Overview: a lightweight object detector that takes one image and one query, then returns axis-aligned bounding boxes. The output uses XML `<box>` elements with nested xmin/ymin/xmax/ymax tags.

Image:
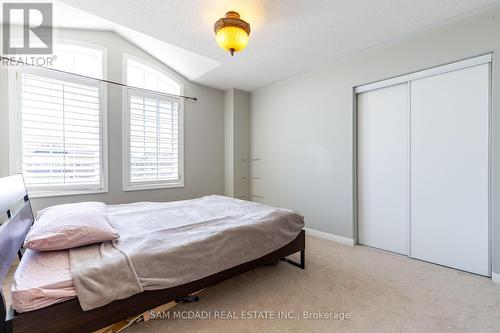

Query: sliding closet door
<box><xmin>410</xmin><ymin>64</ymin><xmax>490</xmax><ymax>276</ymax></box>
<box><xmin>358</xmin><ymin>83</ymin><xmax>409</xmax><ymax>255</ymax></box>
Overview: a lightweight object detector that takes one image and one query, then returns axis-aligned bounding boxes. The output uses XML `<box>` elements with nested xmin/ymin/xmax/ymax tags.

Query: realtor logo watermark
<box><xmin>2</xmin><ymin>3</ymin><xmax>53</xmax><ymax>54</ymax></box>
<box><xmin>3</xmin><ymin>2</ymin><xmax>53</xmax><ymax>54</ymax></box>
<box><xmin>1</xmin><ymin>2</ymin><xmax>55</xmax><ymax>67</ymax></box>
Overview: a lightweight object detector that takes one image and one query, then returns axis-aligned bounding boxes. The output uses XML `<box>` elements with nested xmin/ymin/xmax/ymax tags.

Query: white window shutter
<box><xmin>20</xmin><ymin>72</ymin><xmax>103</xmax><ymax>190</ymax></box>
<box><xmin>128</xmin><ymin>91</ymin><xmax>180</xmax><ymax>185</ymax></box>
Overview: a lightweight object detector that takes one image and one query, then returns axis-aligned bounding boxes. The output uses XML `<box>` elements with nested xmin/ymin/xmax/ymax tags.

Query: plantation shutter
<box><xmin>128</xmin><ymin>90</ymin><xmax>180</xmax><ymax>185</ymax></box>
<box><xmin>20</xmin><ymin>71</ymin><xmax>103</xmax><ymax>190</ymax></box>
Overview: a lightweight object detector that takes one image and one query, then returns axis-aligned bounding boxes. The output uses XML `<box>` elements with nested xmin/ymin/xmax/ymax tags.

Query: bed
<box><xmin>0</xmin><ymin>175</ymin><xmax>305</xmax><ymax>333</ymax></box>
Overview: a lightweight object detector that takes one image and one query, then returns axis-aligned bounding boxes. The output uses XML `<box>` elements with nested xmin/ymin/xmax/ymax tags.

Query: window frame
<box><xmin>122</xmin><ymin>54</ymin><xmax>184</xmax><ymax>192</ymax></box>
<box><xmin>8</xmin><ymin>57</ymin><xmax>109</xmax><ymax>198</ymax></box>
<box><xmin>51</xmin><ymin>40</ymin><xmax>107</xmax><ymax>80</ymax></box>
<box><xmin>123</xmin><ymin>53</ymin><xmax>182</xmax><ymax>96</ymax></box>
<box><xmin>122</xmin><ymin>88</ymin><xmax>184</xmax><ymax>191</ymax></box>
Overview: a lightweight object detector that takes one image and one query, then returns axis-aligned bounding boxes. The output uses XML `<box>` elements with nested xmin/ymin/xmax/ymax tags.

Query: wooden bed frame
<box><xmin>0</xmin><ymin>175</ymin><xmax>305</xmax><ymax>333</ymax></box>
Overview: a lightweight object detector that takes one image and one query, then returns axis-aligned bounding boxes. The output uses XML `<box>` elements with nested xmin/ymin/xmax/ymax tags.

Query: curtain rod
<box><xmin>0</xmin><ymin>56</ymin><xmax>198</xmax><ymax>101</ymax></box>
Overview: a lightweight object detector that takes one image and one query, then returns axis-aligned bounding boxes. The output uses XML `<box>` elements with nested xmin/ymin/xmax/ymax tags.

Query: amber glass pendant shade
<box><xmin>214</xmin><ymin>11</ymin><xmax>250</xmax><ymax>56</ymax></box>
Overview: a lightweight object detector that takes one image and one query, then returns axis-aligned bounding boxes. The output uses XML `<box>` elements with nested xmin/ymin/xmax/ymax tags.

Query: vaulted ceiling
<box><xmin>43</xmin><ymin>0</ymin><xmax>500</xmax><ymax>90</ymax></box>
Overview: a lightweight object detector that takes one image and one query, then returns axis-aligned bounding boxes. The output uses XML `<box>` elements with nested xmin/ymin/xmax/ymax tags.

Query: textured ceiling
<box><xmin>50</xmin><ymin>0</ymin><xmax>500</xmax><ymax>90</ymax></box>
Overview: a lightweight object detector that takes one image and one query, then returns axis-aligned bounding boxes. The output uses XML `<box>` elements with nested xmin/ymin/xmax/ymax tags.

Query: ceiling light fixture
<box><xmin>214</xmin><ymin>11</ymin><xmax>250</xmax><ymax>56</ymax></box>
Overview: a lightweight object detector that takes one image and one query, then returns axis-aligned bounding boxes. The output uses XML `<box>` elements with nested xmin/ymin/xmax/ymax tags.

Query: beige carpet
<box><xmin>4</xmin><ymin>235</ymin><xmax>500</xmax><ymax>332</ymax></box>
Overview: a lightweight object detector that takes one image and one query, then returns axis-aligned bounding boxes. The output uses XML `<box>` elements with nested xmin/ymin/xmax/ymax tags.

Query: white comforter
<box><xmin>69</xmin><ymin>195</ymin><xmax>304</xmax><ymax>311</ymax></box>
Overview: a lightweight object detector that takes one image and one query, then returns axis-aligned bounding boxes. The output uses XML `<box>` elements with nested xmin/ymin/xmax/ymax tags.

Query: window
<box><xmin>123</xmin><ymin>57</ymin><xmax>183</xmax><ymax>190</ymax></box>
<box><xmin>10</xmin><ymin>45</ymin><xmax>107</xmax><ymax>197</ymax></box>
<box><xmin>52</xmin><ymin>44</ymin><xmax>104</xmax><ymax>79</ymax></box>
<box><xmin>126</xmin><ymin>58</ymin><xmax>180</xmax><ymax>95</ymax></box>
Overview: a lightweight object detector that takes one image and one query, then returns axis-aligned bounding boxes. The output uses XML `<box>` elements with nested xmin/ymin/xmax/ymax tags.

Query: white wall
<box><xmin>224</xmin><ymin>89</ymin><xmax>234</xmax><ymax>197</ymax></box>
<box><xmin>0</xmin><ymin>28</ymin><xmax>225</xmax><ymax>213</ymax></box>
<box><xmin>251</xmin><ymin>7</ymin><xmax>500</xmax><ymax>273</ymax></box>
<box><xmin>224</xmin><ymin>88</ymin><xmax>251</xmax><ymax>200</ymax></box>
<box><xmin>0</xmin><ymin>69</ymin><xmax>8</xmax><ymax>178</ymax></box>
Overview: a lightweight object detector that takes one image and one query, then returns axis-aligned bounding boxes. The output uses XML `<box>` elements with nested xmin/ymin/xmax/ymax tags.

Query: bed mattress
<box><xmin>12</xmin><ymin>249</ymin><xmax>76</xmax><ymax>312</ymax></box>
<box><xmin>12</xmin><ymin>196</ymin><xmax>304</xmax><ymax>312</ymax></box>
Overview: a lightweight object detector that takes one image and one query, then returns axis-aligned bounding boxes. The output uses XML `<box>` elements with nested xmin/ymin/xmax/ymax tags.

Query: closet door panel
<box><xmin>357</xmin><ymin>83</ymin><xmax>409</xmax><ymax>255</ymax></box>
<box><xmin>410</xmin><ymin>64</ymin><xmax>490</xmax><ymax>276</ymax></box>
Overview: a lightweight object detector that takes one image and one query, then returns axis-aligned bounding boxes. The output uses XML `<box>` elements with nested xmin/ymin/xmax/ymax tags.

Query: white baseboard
<box><xmin>304</xmin><ymin>228</ymin><xmax>355</xmax><ymax>246</ymax></box>
<box><xmin>492</xmin><ymin>273</ymin><xmax>500</xmax><ymax>283</ymax></box>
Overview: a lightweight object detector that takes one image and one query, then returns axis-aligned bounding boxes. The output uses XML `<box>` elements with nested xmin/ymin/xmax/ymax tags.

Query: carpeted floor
<box><xmin>4</xmin><ymin>235</ymin><xmax>500</xmax><ymax>332</ymax></box>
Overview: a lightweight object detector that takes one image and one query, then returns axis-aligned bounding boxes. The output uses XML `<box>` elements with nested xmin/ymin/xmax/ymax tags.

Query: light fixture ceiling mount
<box><xmin>214</xmin><ymin>11</ymin><xmax>250</xmax><ymax>56</ymax></box>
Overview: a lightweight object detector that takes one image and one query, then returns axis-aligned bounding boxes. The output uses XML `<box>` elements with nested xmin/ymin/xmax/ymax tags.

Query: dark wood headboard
<box><xmin>0</xmin><ymin>175</ymin><xmax>34</xmax><ymax>333</ymax></box>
